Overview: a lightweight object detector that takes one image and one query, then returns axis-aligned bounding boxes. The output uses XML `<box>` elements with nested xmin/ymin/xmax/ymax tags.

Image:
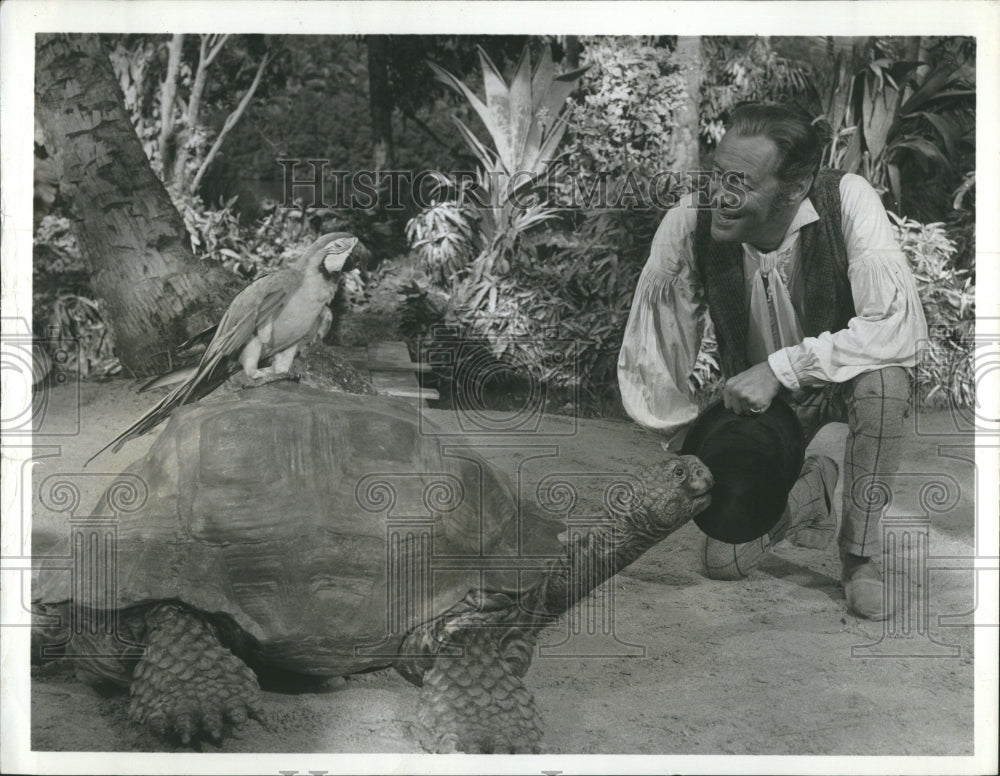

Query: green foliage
<box><xmin>33</xmin><ymin>215</ymin><xmax>120</xmax><ymax>378</ymax></box>
<box><xmin>213</xmin><ymin>37</ymin><xmax>373</xmax><ymax>193</ymax></box>
<box><xmin>105</xmin><ymin>37</ymin><xmax>161</xmax><ymax>162</ymax></box>
<box><xmin>41</xmin><ymin>34</ymin><xmax>977</xmax><ymax>413</ymax></box>
<box><xmin>428</xmin><ymin>44</ymin><xmax>586</xmax><ymax>267</ymax></box>
<box><xmin>404</xmin><ymin>197</ymin><xmax>480</xmax><ymax>284</ymax></box>
<box><xmin>700</xmin><ymin>37</ymin><xmax>815</xmax><ymax>144</ymax></box>
<box><xmin>170</xmin><ymin>190</ymin><xmax>322</xmax><ymax>278</ymax></box>
<box><xmin>33</xmin><ymin>214</ymin><xmax>85</xmax><ymax>277</ymax></box>
<box><xmin>405</xmin><ymin>37</ymin><xmax>731</xmax><ymax>413</ymax></box>
<box><xmin>889</xmin><ymin>212</ymin><xmax>974</xmax><ymax>407</ymax></box>
<box><xmin>104</xmin><ymin>34</ymin><xmax>271</xmax><ymax>179</ymax></box>
<box><xmin>816</xmin><ymin>39</ymin><xmax>975</xmax><ymax>217</ymax></box>
<box><xmin>556</xmin><ymin>36</ymin><xmax>685</xmax><ymax>193</ymax></box>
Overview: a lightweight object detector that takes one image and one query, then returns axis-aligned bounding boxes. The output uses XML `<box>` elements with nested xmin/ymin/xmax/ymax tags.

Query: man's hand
<box><xmin>723</xmin><ymin>361</ymin><xmax>782</xmax><ymax>415</ymax></box>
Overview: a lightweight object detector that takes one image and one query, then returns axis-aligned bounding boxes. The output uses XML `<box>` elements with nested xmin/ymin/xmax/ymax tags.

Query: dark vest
<box><xmin>694</xmin><ymin>168</ymin><xmax>856</xmax><ymax>378</ymax></box>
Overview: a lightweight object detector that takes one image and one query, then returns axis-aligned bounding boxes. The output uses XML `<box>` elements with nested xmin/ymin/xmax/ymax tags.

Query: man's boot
<box><xmin>840</xmin><ymin>549</ymin><xmax>890</xmax><ymax>620</ymax></box>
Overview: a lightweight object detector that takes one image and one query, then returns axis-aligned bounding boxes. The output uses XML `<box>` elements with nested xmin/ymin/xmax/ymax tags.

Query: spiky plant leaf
<box><xmin>862</xmin><ymin>70</ymin><xmax>899</xmax><ymax>161</ymax></box>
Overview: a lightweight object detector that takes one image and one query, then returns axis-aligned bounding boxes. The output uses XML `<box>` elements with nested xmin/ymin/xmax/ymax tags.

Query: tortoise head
<box><xmin>625</xmin><ymin>454</ymin><xmax>714</xmax><ymax>541</ymax></box>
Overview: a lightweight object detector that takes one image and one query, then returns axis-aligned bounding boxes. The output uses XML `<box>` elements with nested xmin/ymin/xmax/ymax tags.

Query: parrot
<box><xmin>87</xmin><ymin>232</ymin><xmax>366</xmax><ymax>464</ymax></box>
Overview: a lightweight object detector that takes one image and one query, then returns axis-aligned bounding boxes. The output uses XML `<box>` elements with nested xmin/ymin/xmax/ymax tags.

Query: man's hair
<box><xmin>727</xmin><ymin>103</ymin><xmax>823</xmax><ymax>187</ymax></box>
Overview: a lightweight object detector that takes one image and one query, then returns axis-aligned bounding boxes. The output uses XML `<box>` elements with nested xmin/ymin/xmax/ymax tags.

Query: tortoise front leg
<box><xmin>128</xmin><ymin>604</ymin><xmax>262</xmax><ymax>744</ymax></box>
<box><xmin>417</xmin><ymin>627</ymin><xmax>542</xmax><ymax>754</ymax></box>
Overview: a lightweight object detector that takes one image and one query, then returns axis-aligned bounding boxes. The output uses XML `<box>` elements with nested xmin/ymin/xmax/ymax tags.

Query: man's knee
<box><xmin>700</xmin><ymin>534</ymin><xmax>767</xmax><ymax>581</ymax></box>
<box><xmin>846</xmin><ymin>367</ymin><xmax>911</xmax><ymax>431</ymax></box>
<box><xmin>849</xmin><ymin>366</ymin><xmax>911</xmax><ymax>404</ymax></box>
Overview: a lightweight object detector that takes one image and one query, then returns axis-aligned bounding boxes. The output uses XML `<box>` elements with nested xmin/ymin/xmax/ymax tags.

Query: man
<box><xmin>618</xmin><ymin>103</ymin><xmax>928</xmax><ymax>620</ymax></box>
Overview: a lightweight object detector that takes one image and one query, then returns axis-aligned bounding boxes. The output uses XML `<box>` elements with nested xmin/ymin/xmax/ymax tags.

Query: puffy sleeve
<box><xmin>617</xmin><ymin>195</ymin><xmax>703</xmax><ymax>437</ymax></box>
<box><xmin>768</xmin><ymin>174</ymin><xmax>929</xmax><ymax>389</ymax></box>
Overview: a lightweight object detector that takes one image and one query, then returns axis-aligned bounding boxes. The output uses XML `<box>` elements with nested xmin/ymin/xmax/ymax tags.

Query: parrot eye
<box><xmin>672</xmin><ymin>464</ymin><xmax>686</xmax><ymax>480</ymax></box>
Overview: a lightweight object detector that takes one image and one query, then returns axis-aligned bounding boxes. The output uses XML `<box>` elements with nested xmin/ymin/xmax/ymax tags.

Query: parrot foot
<box><xmin>243</xmin><ymin>371</ymin><xmax>300</xmax><ymax>389</ymax></box>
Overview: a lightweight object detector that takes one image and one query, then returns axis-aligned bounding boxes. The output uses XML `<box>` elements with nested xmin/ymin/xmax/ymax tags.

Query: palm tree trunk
<box><xmin>366</xmin><ymin>35</ymin><xmax>395</xmax><ymax>172</ymax></box>
<box><xmin>35</xmin><ymin>33</ymin><xmax>237</xmax><ymax>376</ymax></box>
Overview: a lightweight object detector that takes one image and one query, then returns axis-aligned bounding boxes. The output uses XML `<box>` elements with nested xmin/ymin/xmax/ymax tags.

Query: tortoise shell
<box><xmin>38</xmin><ymin>383</ymin><xmax>564</xmax><ymax>675</ymax></box>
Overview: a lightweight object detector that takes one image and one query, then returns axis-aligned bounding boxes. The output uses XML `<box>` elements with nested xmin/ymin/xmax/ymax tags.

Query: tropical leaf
<box><xmin>886</xmin><ymin>162</ymin><xmax>902</xmax><ymax>209</ymax></box>
<box><xmin>862</xmin><ymin>70</ymin><xmax>899</xmax><ymax>161</ymax></box>
<box><xmin>507</xmin><ymin>46</ymin><xmax>535</xmax><ymax>171</ymax></box>
<box><xmin>452</xmin><ymin>116</ymin><xmax>499</xmax><ymax>173</ymax></box>
<box><xmin>899</xmin><ymin>62</ymin><xmax>961</xmax><ymax>114</ymax></box>
<box><xmin>840</xmin><ymin>126</ymin><xmax>863</xmax><ymax>173</ymax></box>
<box><xmin>429</xmin><ymin>61</ymin><xmax>494</xmax><ymax>141</ymax></box>
<box><xmin>952</xmin><ymin>171</ymin><xmax>975</xmax><ymax>210</ymax></box>
<box><xmin>923</xmin><ymin>89</ymin><xmax>976</xmax><ymax>102</ymax></box>
<box><xmin>527</xmin><ymin>113</ymin><xmax>572</xmax><ymax>176</ymax></box>
<box><xmin>905</xmin><ymin>110</ymin><xmax>960</xmax><ymax>159</ymax></box>
<box><xmin>531</xmin><ymin>45</ymin><xmax>556</xmax><ymax>112</ymax></box>
<box><xmin>889</xmin><ymin>135</ymin><xmax>951</xmax><ymax>171</ymax></box>
<box><xmin>545</xmin><ymin>67</ymin><xmax>591</xmax><ymax>115</ymax></box>
<box><xmin>429</xmin><ymin>44</ymin><xmax>585</xmax><ymax>241</ymax></box>
<box><xmin>826</xmin><ymin>52</ymin><xmax>854</xmax><ymax>129</ymax></box>
<box><xmin>476</xmin><ymin>46</ymin><xmax>522</xmax><ymax>172</ymax></box>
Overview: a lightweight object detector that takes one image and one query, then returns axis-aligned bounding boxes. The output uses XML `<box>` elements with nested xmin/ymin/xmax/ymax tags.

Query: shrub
<box><xmin>404</xmin><ymin>198</ymin><xmax>480</xmax><ymax>285</ymax></box>
<box><xmin>889</xmin><ymin>212</ymin><xmax>974</xmax><ymax>407</ymax></box>
<box><xmin>699</xmin><ymin>37</ymin><xmax>814</xmax><ymax>146</ymax></box>
<box><xmin>171</xmin><ymin>190</ymin><xmax>321</xmax><ymax>278</ymax></box>
<box><xmin>33</xmin><ymin>215</ymin><xmax>121</xmax><ymax>378</ymax></box>
<box><xmin>555</xmin><ymin>36</ymin><xmax>685</xmax><ymax>203</ymax></box>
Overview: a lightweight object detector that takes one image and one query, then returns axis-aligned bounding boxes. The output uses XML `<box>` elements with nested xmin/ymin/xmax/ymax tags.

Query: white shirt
<box><xmin>617</xmin><ymin>173</ymin><xmax>929</xmax><ymax>437</ymax></box>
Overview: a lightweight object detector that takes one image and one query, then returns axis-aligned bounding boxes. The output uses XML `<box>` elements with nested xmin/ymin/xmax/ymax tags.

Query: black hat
<box><xmin>681</xmin><ymin>398</ymin><xmax>805</xmax><ymax>544</ymax></box>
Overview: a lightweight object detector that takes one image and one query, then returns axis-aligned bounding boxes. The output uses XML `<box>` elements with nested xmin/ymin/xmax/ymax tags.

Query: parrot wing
<box><xmin>87</xmin><ymin>268</ymin><xmax>304</xmax><ymax>465</ymax></box>
<box><xmin>175</xmin><ymin>268</ymin><xmax>303</xmax><ymax>404</ymax></box>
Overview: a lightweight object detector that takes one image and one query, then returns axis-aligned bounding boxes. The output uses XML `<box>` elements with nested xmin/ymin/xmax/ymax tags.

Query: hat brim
<box><xmin>681</xmin><ymin>399</ymin><xmax>805</xmax><ymax>544</ymax></box>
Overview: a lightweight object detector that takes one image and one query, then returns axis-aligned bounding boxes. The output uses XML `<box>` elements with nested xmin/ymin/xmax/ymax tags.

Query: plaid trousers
<box><xmin>702</xmin><ymin>366</ymin><xmax>912</xmax><ymax>578</ymax></box>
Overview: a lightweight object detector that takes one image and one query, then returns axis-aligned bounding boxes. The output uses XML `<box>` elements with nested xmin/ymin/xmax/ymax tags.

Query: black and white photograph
<box><xmin>2</xmin><ymin>1</ymin><xmax>997</xmax><ymax>774</ymax></box>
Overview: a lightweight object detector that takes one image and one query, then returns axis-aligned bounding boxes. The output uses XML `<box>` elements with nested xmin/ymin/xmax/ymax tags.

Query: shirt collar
<box><xmin>789</xmin><ymin>196</ymin><xmax>820</xmax><ymax>234</ymax></box>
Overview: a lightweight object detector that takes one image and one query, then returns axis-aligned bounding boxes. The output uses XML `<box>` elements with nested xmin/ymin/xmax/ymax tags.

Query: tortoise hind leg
<box><xmin>128</xmin><ymin>604</ymin><xmax>262</xmax><ymax>744</ymax></box>
<box><xmin>418</xmin><ymin>628</ymin><xmax>542</xmax><ymax>754</ymax></box>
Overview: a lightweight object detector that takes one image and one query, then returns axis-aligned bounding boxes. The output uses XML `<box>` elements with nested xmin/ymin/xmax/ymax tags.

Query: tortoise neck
<box><xmin>528</xmin><ymin>507</ymin><xmax>681</xmax><ymax>618</ymax></box>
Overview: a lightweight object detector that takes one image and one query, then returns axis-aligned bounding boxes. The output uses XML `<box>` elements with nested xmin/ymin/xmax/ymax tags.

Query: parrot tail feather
<box><xmin>138</xmin><ymin>366</ymin><xmax>198</xmax><ymax>393</ymax></box>
<box><xmin>176</xmin><ymin>324</ymin><xmax>218</xmax><ymax>353</ymax></box>
<box><xmin>84</xmin><ymin>382</ymin><xmax>189</xmax><ymax>467</ymax></box>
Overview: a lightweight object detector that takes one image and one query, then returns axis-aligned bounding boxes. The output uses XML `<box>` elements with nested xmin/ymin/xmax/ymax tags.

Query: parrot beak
<box><xmin>322</xmin><ymin>237</ymin><xmax>359</xmax><ymax>274</ymax></box>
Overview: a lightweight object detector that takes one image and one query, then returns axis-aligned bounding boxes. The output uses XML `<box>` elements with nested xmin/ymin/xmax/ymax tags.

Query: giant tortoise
<box><xmin>34</xmin><ymin>382</ymin><xmax>712</xmax><ymax>753</ymax></box>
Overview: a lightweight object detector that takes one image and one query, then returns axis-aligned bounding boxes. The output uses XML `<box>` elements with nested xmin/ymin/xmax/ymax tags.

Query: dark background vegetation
<box><xmin>34</xmin><ymin>35</ymin><xmax>976</xmax><ymax>414</ymax></box>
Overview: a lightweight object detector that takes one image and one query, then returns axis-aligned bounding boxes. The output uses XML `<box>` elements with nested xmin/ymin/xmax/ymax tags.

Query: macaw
<box><xmin>88</xmin><ymin>232</ymin><xmax>366</xmax><ymax>463</ymax></box>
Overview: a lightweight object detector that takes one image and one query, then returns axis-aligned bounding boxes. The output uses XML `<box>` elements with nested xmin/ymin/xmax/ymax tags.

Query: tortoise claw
<box><xmin>174</xmin><ymin>712</ymin><xmax>195</xmax><ymax>744</ymax></box>
<box><xmin>128</xmin><ymin>604</ymin><xmax>262</xmax><ymax>746</ymax></box>
<box><xmin>202</xmin><ymin>709</ymin><xmax>224</xmax><ymax>742</ymax></box>
<box><xmin>223</xmin><ymin>700</ymin><xmax>248</xmax><ymax>726</ymax></box>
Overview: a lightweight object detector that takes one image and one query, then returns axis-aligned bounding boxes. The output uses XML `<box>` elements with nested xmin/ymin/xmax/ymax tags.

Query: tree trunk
<box><xmin>172</xmin><ymin>34</ymin><xmax>230</xmax><ymax>190</ymax></box>
<box><xmin>158</xmin><ymin>34</ymin><xmax>184</xmax><ymax>181</ymax></box>
<box><xmin>672</xmin><ymin>36</ymin><xmax>703</xmax><ymax>171</ymax></box>
<box><xmin>564</xmin><ymin>35</ymin><xmax>581</xmax><ymax>69</ymax></box>
<box><xmin>35</xmin><ymin>33</ymin><xmax>237</xmax><ymax>376</ymax></box>
<box><xmin>366</xmin><ymin>35</ymin><xmax>395</xmax><ymax>172</ymax></box>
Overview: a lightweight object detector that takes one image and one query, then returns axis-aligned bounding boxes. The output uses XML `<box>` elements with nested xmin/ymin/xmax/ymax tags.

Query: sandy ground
<box><xmin>21</xmin><ymin>378</ymin><xmax>979</xmax><ymax>756</ymax></box>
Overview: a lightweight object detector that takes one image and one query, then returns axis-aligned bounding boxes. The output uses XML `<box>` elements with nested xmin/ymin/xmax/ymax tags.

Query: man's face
<box><xmin>708</xmin><ymin>133</ymin><xmax>794</xmax><ymax>250</ymax></box>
